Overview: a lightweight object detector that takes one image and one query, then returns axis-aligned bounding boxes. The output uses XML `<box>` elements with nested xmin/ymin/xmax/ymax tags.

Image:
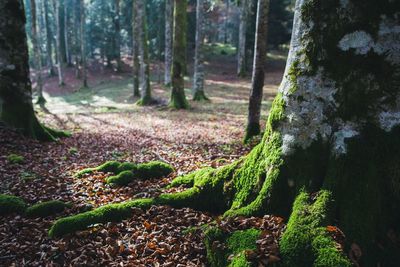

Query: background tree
<box><xmin>80</xmin><ymin>0</ymin><xmax>88</xmax><ymax>88</ymax></box>
<box><xmin>136</xmin><ymin>0</ymin><xmax>152</xmax><ymax>105</ymax></box>
<box><xmin>192</xmin><ymin>0</ymin><xmax>208</xmax><ymax>101</ymax></box>
<box><xmin>165</xmin><ymin>0</ymin><xmax>174</xmax><ymax>86</ymax></box>
<box><xmin>169</xmin><ymin>0</ymin><xmax>189</xmax><ymax>109</ymax></box>
<box><xmin>132</xmin><ymin>0</ymin><xmax>141</xmax><ymax>98</ymax></box>
<box><xmin>244</xmin><ymin>0</ymin><xmax>270</xmax><ymax>141</ymax></box>
<box><xmin>52</xmin><ymin>0</ymin><xmax>65</xmax><ymax>86</ymax></box>
<box><xmin>30</xmin><ymin>0</ymin><xmax>45</xmax><ymax>105</ymax></box>
<box><xmin>237</xmin><ymin>0</ymin><xmax>249</xmax><ymax>77</ymax></box>
<box><xmin>114</xmin><ymin>0</ymin><xmax>122</xmax><ymax>72</ymax></box>
<box><xmin>0</xmin><ymin>0</ymin><xmax>68</xmax><ymax>141</ymax></box>
<box><xmin>43</xmin><ymin>0</ymin><xmax>56</xmax><ymax>76</ymax></box>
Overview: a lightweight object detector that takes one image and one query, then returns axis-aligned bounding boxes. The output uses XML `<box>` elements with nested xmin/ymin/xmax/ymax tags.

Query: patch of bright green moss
<box><xmin>0</xmin><ymin>194</ymin><xmax>27</xmax><ymax>215</ymax></box>
<box><xmin>75</xmin><ymin>161</ymin><xmax>122</xmax><ymax>178</ymax></box>
<box><xmin>7</xmin><ymin>154</ymin><xmax>24</xmax><ymax>164</ymax></box>
<box><xmin>133</xmin><ymin>161</ymin><xmax>174</xmax><ymax>179</ymax></box>
<box><xmin>49</xmin><ymin>198</ymin><xmax>154</xmax><ymax>238</ymax></box>
<box><xmin>26</xmin><ymin>200</ymin><xmax>71</xmax><ymax>217</ymax></box>
<box><xmin>279</xmin><ymin>190</ymin><xmax>351</xmax><ymax>267</ymax></box>
<box><xmin>106</xmin><ymin>170</ymin><xmax>135</xmax><ymax>186</ymax></box>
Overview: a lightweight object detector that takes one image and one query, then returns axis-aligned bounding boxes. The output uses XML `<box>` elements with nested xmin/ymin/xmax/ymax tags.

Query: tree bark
<box><xmin>80</xmin><ymin>0</ymin><xmax>88</xmax><ymax>88</ymax></box>
<box><xmin>244</xmin><ymin>0</ymin><xmax>270</xmax><ymax>142</ymax></box>
<box><xmin>237</xmin><ymin>0</ymin><xmax>249</xmax><ymax>77</ymax></box>
<box><xmin>0</xmin><ymin>0</ymin><xmax>66</xmax><ymax>141</ymax></box>
<box><xmin>164</xmin><ymin>0</ymin><xmax>174</xmax><ymax>86</ymax></box>
<box><xmin>64</xmin><ymin>0</ymin><xmax>71</xmax><ymax>66</ymax></box>
<box><xmin>43</xmin><ymin>0</ymin><xmax>55</xmax><ymax>76</ymax></box>
<box><xmin>132</xmin><ymin>0</ymin><xmax>141</xmax><ymax>98</ymax></box>
<box><xmin>30</xmin><ymin>0</ymin><xmax>45</xmax><ymax>105</ymax></box>
<box><xmin>52</xmin><ymin>0</ymin><xmax>65</xmax><ymax>86</ymax></box>
<box><xmin>192</xmin><ymin>0</ymin><xmax>208</xmax><ymax>101</ymax></box>
<box><xmin>114</xmin><ymin>0</ymin><xmax>122</xmax><ymax>72</ymax></box>
<box><xmin>169</xmin><ymin>0</ymin><xmax>189</xmax><ymax>109</ymax></box>
<box><xmin>136</xmin><ymin>0</ymin><xmax>152</xmax><ymax>105</ymax></box>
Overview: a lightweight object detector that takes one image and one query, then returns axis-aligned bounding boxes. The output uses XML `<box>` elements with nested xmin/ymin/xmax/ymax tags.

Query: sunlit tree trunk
<box><xmin>192</xmin><ymin>0</ymin><xmax>208</xmax><ymax>101</ymax></box>
<box><xmin>52</xmin><ymin>0</ymin><xmax>65</xmax><ymax>86</ymax></box>
<box><xmin>80</xmin><ymin>0</ymin><xmax>88</xmax><ymax>88</ymax></box>
<box><xmin>136</xmin><ymin>0</ymin><xmax>152</xmax><ymax>105</ymax></box>
<box><xmin>244</xmin><ymin>0</ymin><xmax>270</xmax><ymax>141</ymax></box>
<box><xmin>64</xmin><ymin>0</ymin><xmax>71</xmax><ymax>66</ymax></box>
<box><xmin>169</xmin><ymin>0</ymin><xmax>189</xmax><ymax>109</ymax></box>
<box><xmin>30</xmin><ymin>0</ymin><xmax>45</xmax><ymax>105</ymax></box>
<box><xmin>164</xmin><ymin>0</ymin><xmax>174</xmax><ymax>86</ymax></box>
<box><xmin>132</xmin><ymin>0</ymin><xmax>141</xmax><ymax>98</ymax></box>
<box><xmin>237</xmin><ymin>0</ymin><xmax>249</xmax><ymax>77</ymax></box>
<box><xmin>0</xmin><ymin>0</ymin><xmax>66</xmax><ymax>141</ymax></box>
<box><xmin>114</xmin><ymin>0</ymin><xmax>123</xmax><ymax>72</ymax></box>
<box><xmin>43</xmin><ymin>0</ymin><xmax>55</xmax><ymax>77</ymax></box>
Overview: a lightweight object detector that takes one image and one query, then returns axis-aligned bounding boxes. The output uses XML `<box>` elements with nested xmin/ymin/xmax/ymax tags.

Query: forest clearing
<box><xmin>1</xmin><ymin>0</ymin><xmax>399</xmax><ymax>266</ymax></box>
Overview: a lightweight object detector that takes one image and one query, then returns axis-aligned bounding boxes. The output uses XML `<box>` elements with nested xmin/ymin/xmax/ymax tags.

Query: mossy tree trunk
<box><xmin>30</xmin><ymin>0</ymin><xmax>45</xmax><ymax>105</ymax></box>
<box><xmin>0</xmin><ymin>0</ymin><xmax>64</xmax><ymax>141</ymax></box>
<box><xmin>132</xmin><ymin>0</ymin><xmax>140</xmax><ymax>98</ymax></box>
<box><xmin>237</xmin><ymin>0</ymin><xmax>249</xmax><ymax>77</ymax></box>
<box><xmin>169</xmin><ymin>0</ymin><xmax>189</xmax><ymax>109</ymax></box>
<box><xmin>136</xmin><ymin>0</ymin><xmax>152</xmax><ymax>106</ymax></box>
<box><xmin>164</xmin><ymin>0</ymin><xmax>174</xmax><ymax>87</ymax></box>
<box><xmin>192</xmin><ymin>0</ymin><xmax>208</xmax><ymax>101</ymax></box>
<box><xmin>244</xmin><ymin>0</ymin><xmax>270</xmax><ymax>142</ymax></box>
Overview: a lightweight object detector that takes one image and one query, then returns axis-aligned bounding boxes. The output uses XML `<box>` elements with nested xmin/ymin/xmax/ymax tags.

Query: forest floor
<box><xmin>0</xmin><ymin>48</ymin><xmax>286</xmax><ymax>266</ymax></box>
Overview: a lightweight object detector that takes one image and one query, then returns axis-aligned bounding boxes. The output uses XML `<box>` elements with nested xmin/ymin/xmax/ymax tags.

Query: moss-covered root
<box><xmin>26</xmin><ymin>200</ymin><xmax>71</xmax><ymax>217</ymax></box>
<box><xmin>106</xmin><ymin>170</ymin><xmax>135</xmax><ymax>186</ymax></box>
<box><xmin>49</xmin><ymin>199</ymin><xmax>154</xmax><ymax>238</ymax></box>
<box><xmin>0</xmin><ymin>194</ymin><xmax>27</xmax><ymax>215</ymax></box>
<box><xmin>205</xmin><ymin>227</ymin><xmax>261</xmax><ymax>267</ymax></box>
<box><xmin>75</xmin><ymin>161</ymin><xmax>122</xmax><ymax>178</ymax></box>
<box><xmin>279</xmin><ymin>190</ymin><xmax>351</xmax><ymax>267</ymax></box>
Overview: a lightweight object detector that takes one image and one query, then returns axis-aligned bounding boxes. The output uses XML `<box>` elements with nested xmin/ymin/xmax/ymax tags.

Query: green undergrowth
<box><xmin>7</xmin><ymin>154</ymin><xmax>24</xmax><ymax>164</ymax></box>
<box><xmin>0</xmin><ymin>194</ymin><xmax>27</xmax><ymax>215</ymax></box>
<box><xmin>75</xmin><ymin>161</ymin><xmax>174</xmax><ymax>185</ymax></box>
<box><xmin>205</xmin><ymin>227</ymin><xmax>261</xmax><ymax>267</ymax></box>
<box><xmin>279</xmin><ymin>190</ymin><xmax>351</xmax><ymax>267</ymax></box>
<box><xmin>26</xmin><ymin>200</ymin><xmax>71</xmax><ymax>217</ymax></box>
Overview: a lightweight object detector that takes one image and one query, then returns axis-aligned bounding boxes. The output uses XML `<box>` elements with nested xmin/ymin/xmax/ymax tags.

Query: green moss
<box><xmin>49</xmin><ymin>198</ymin><xmax>154</xmax><ymax>238</ymax></box>
<box><xmin>117</xmin><ymin>162</ymin><xmax>137</xmax><ymax>173</ymax></box>
<box><xmin>193</xmin><ymin>90</ymin><xmax>209</xmax><ymax>101</ymax></box>
<box><xmin>106</xmin><ymin>170</ymin><xmax>135</xmax><ymax>186</ymax></box>
<box><xmin>204</xmin><ymin>226</ymin><xmax>260</xmax><ymax>267</ymax></box>
<box><xmin>7</xmin><ymin>154</ymin><xmax>24</xmax><ymax>164</ymax></box>
<box><xmin>279</xmin><ymin>190</ymin><xmax>351</xmax><ymax>267</ymax></box>
<box><xmin>26</xmin><ymin>200</ymin><xmax>71</xmax><ymax>217</ymax></box>
<box><xmin>75</xmin><ymin>161</ymin><xmax>121</xmax><ymax>178</ymax></box>
<box><xmin>243</xmin><ymin>122</ymin><xmax>261</xmax><ymax>143</ymax></box>
<box><xmin>133</xmin><ymin>161</ymin><xmax>174</xmax><ymax>179</ymax></box>
<box><xmin>0</xmin><ymin>194</ymin><xmax>27</xmax><ymax>215</ymax></box>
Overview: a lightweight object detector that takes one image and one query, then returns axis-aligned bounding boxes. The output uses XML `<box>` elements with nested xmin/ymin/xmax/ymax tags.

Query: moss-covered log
<box><xmin>49</xmin><ymin>0</ymin><xmax>400</xmax><ymax>265</ymax></box>
<box><xmin>0</xmin><ymin>0</ymin><xmax>69</xmax><ymax>141</ymax></box>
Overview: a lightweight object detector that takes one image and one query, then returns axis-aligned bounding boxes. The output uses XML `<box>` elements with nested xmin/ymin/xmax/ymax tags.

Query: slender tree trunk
<box><xmin>223</xmin><ymin>0</ymin><xmax>230</xmax><ymax>44</ymax></box>
<box><xmin>136</xmin><ymin>0</ymin><xmax>152</xmax><ymax>105</ymax></box>
<box><xmin>132</xmin><ymin>0</ymin><xmax>140</xmax><ymax>98</ymax></box>
<box><xmin>80</xmin><ymin>0</ymin><xmax>88</xmax><ymax>88</ymax></box>
<box><xmin>0</xmin><ymin>0</ymin><xmax>66</xmax><ymax>141</ymax></box>
<box><xmin>52</xmin><ymin>0</ymin><xmax>65</xmax><ymax>86</ymax></box>
<box><xmin>192</xmin><ymin>0</ymin><xmax>208</xmax><ymax>101</ymax></box>
<box><xmin>114</xmin><ymin>0</ymin><xmax>123</xmax><ymax>72</ymax></box>
<box><xmin>30</xmin><ymin>0</ymin><xmax>45</xmax><ymax>105</ymax></box>
<box><xmin>237</xmin><ymin>0</ymin><xmax>249</xmax><ymax>77</ymax></box>
<box><xmin>164</xmin><ymin>0</ymin><xmax>174</xmax><ymax>86</ymax></box>
<box><xmin>64</xmin><ymin>0</ymin><xmax>71</xmax><ymax>66</ymax></box>
<box><xmin>43</xmin><ymin>0</ymin><xmax>55</xmax><ymax>76</ymax></box>
<box><xmin>169</xmin><ymin>0</ymin><xmax>189</xmax><ymax>109</ymax></box>
<box><xmin>73</xmin><ymin>0</ymin><xmax>81</xmax><ymax>79</ymax></box>
<box><xmin>244</xmin><ymin>0</ymin><xmax>270</xmax><ymax>142</ymax></box>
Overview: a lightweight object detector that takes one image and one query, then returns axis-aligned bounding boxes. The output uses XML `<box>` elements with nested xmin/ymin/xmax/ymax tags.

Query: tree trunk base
<box><xmin>192</xmin><ymin>91</ymin><xmax>209</xmax><ymax>102</ymax></box>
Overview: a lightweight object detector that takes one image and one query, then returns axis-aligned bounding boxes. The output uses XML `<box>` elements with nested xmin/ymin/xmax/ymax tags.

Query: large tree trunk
<box><xmin>131</xmin><ymin>0</ymin><xmax>140</xmax><ymax>98</ymax></box>
<box><xmin>30</xmin><ymin>0</ymin><xmax>45</xmax><ymax>105</ymax></box>
<box><xmin>237</xmin><ymin>0</ymin><xmax>249</xmax><ymax>77</ymax></box>
<box><xmin>0</xmin><ymin>0</ymin><xmax>66</xmax><ymax>141</ymax></box>
<box><xmin>169</xmin><ymin>0</ymin><xmax>189</xmax><ymax>109</ymax></box>
<box><xmin>164</xmin><ymin>0</ymin><xmax>174</xmax><ymax>86</ymax></box>
<box><xmin>80</xmin><ymin>0</ymin><xmax>88</xmax><ymax>88</ymax></box>
<box><xmin>52</xmin><ymin>0</ymin><xmax>65</xmax><ymax>86</ymax></box>
<box><xmin>114</xmin><ymin>0</ymin><xmax>122</xmax><ymax>72</ymax></box>
<box><xmin>136</xmin><ymin>0</ymin><xmax>152</xmax><ymax>106</ymax></box>
<box><xmin>244</xmin><ymin>0</ymin><xmax>270</xmax><ymax>142</ymax></box>
<box><xmin>192</xmin><ymin>0</ymin><xmax>208</xmax><ymax>101</ymax></box>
